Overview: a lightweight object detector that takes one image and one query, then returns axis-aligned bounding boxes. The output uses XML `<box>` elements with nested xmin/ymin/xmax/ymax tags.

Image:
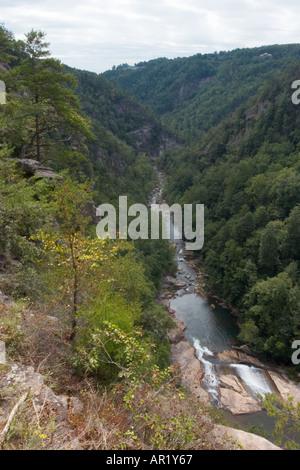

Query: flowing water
<box><xmin>151</xmin><ymin>179</ymin><xmax>278</xmax><ymax>432</ymax></box>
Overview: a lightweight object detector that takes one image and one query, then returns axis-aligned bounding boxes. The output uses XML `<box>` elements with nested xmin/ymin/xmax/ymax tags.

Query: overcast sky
<box><xmin>1</xmin><ymin>0</ymin><xmax>300</xmax><ymax>73</ymax></box>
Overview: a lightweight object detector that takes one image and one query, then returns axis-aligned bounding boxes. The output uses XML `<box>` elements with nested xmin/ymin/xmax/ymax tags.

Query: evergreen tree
<box><xmin>0</xmin><ymin>24</ymin><xmax>16</xmax><ymax>65</ymax></box>
<box><xmin>5</xmin><ymin>30</ymin><xmax>93</xmax><ymax>162</ymax></box>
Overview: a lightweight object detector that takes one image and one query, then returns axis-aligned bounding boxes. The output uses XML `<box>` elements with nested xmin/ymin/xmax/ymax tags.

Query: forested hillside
<box><xmin>104</xmin><ymin>43</ymin><xmax>300</xmax><ymax>364</ymax></box>
<box><xmin>104</xmin><ymin>45</ymin><xmax>300</xmax><ymax>140</ymax></box>
<box><xmin>1</xmin><ymin>23</ymin><xmax>300</xmax><ymax>450</ymax></box>
<box><xmin>0</xmin><ymin>26</ymin><xmax>217</xmax><ymax>451</ymax></box>
<box><xmin>63</xmin><ymin>65</ymin><xmax>177</xmax><ymax>206</ymax></box>
<box><xmin>160</xmin><ymin>61</ymin><xmax>300</xmax><ymax>363</ymax></box>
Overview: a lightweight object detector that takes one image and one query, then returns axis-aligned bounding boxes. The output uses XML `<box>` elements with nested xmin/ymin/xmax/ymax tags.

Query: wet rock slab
<box><xmin>167</xmin><ymin>317</ymin><xmax>210</xmax><ymax>402</ymax></box>
<box><xmin>217</xmin><ymin>349</ymin><xmax>265</xmax><ymax>368</ymax></box>
<box><xmin>268</xmin><ymin>371</ymin><xmax>300</xmax><ymax>405</ymax></box>
<box><xmin>218</xmin><ymin>374</ymin><xmax>262</xmax><ymax>414</ymax></box>
<box><xmin>216</xmin><ymin>425</ymin><xmax>281</xmax><ymax>450</ymax></box>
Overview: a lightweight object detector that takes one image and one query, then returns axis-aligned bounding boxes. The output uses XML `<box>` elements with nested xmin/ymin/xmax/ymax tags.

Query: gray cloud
<box><xmin>2</xmin><ymin>0</ymin><xmax>300</xmax><ymax>72</ymax></box>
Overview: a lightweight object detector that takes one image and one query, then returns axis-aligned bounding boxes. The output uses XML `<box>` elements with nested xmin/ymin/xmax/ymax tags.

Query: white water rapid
<box><xmin>229</xmin><ymin>364</ymin><xmax>275</xmax><ymax>400</ymax></box>
<box><xmin>192</xmin><ymin>338</ymin><xmax>220</xmax><ymax>404</ymax></box>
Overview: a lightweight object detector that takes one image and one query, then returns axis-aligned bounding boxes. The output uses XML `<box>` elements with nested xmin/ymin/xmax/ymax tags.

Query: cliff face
<box><xmin>68</xmin><ymin>65</ymin><xmax>177</xmax><ymax>160</ymax></box>
<box><xmin>128</xmin><ymin>124</ymin><xmax>180</xmax><ymax>158</ymax></box>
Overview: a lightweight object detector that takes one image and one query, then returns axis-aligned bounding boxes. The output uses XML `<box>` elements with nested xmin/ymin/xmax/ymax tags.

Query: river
<box><xmin>151</xmin><ymin>175</ymin><xmax>278</xmax><ymax>434</ymax></box>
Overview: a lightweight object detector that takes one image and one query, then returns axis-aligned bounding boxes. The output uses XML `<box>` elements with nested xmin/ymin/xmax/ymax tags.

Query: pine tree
<box><xmin>6</xmin><ymin>30</ymin><xmax>93</xmax><ymax>162</ymax></box>
<box><xmin>0</xmin><ymin>24</ymin><xmax>16</xmax><ymax>65</ymax></box>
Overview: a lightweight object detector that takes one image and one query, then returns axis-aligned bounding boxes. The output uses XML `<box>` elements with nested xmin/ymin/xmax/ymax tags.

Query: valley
<box><xmin>0</xmin><ymin>25</ymin><xmax>300</xmax><ymax>450</ymax></box>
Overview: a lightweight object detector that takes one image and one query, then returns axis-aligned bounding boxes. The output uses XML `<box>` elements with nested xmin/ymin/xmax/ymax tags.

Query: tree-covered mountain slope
<box><xmin>104</xmin><ymin>44</ymin><xmax>300</xmax><ymax>141</ymax></box>
<box><xmin>159</xmin><ymin>62</ymin><xmax>300</xmax><ymax>363</ymax></box>
<box><xmin>63</xmin><ymin>65</ymin><xmax>178</xmax><ymax>206</ymax></box>
<box><xmin>0</xmin><ymin>24</ymin><xmax>299</xmax><ymax>450</ymax></box>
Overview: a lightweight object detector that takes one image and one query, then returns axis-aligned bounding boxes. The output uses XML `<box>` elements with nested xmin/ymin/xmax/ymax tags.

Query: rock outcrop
<box><xmin>128</xmin><ymin>124</ymin><xmax>179</xmax><ymax>158</ymax></box>
<box><xmin>167</xmin><ymin>317</ymin><xmax>210</xmax><ymax>402</ymax></box>
<box><xmin>0</xmin><ymin>362</ymin><xmax>83</xmax><ymax>449</ymax></box>
<box><xmin>16</xmin><ymin>159</ymin><xmax>60</xmax><ymax>179</ymax></box>
<box><xmin>217</xmin><ymin>349</ymin><xmax>265</xmax><ymax>368</ymax></box>
<box><xmin>218</xmin><ymin>374</ymin><xmax>262</xmax><ymax>414</ymax></box>
<box><xmin>216</xmin><ymin>425</ymin><xmax>281</xmax><ymax>451</ymax></box>
<box><xmin>268</xmin><ymin>371</ymin><xmax>300</xmax><ymax>405</ymax></box>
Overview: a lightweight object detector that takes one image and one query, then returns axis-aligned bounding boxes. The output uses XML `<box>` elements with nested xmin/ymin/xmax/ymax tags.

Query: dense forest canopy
<box><xmin>0</xmin><ymin>23</ymin><xmax>300</xmax><ymax>451</ymax></box>
<box><xmin>1</xmin><ymin>25</ymin><xmax>300</xmax><ymax>365</ymax></box>
<box><xmin>105</xmin><ymin>44</ymin><xmax>300</xmax><ymax>141</ymax></box>
<box><xmin>0</xmin><ymin>25</ymin><xmax>177</xmax><ymax>377</ymax></box>
<box><xmin>104</xmin><ymin>43</ymin><xmax>300</xmax><ymax>364</ymax></box>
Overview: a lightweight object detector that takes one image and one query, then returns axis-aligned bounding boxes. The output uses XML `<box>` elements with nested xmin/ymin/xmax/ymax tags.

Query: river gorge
<box><xmin>152</xmin><ymin>172</ymin><xmax>300</xmax><ymax>436</ymax></box>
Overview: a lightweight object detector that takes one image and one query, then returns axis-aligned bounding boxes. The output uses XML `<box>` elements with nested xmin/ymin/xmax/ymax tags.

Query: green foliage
<box><xmin>1</xmin><ymin>30</ymin><xmax>93</xmax><ymax>163</ymax></box>
<box><xmin>74</xmin><ymin>321</ymin><xmax>153</xmax><ymax>381</ymax></box>
<box><xmin>134</xmin><ymin>238</ymin><xmax>177</xmax><ymax>289</ymax></box>
<box><xmin>69</xmin><ymin>65</ymin><xmax>164</xmax><ymax>151</ymax></box>
<box><xmin>32</xmin><ymin>177</ymin><xmax>135</xmax><ymax>340</ymax></box>
<box><xmin>29</xmin><ymin>176</ymin><xmax>171</xmax><ymax>369</ymax></box>
<box><xmin>4</xmin><ymin>21</ymin><xmax>300</xmax><ymax>413</ymax></box>
<box><xmin>0</xmin><ymin>26</ymin><xmax>160</xmax><ymax>206</ymax></box>
<box><xmin>258</xmin><ymin>222</ymin><xmax>280</xmax><ymax>275</ymax></box>
<box><xmin>139</xmin><ymin>303</ymin><xmax>175</xmax><ymax>369</ymax></box>
<box><xmin>262</xmin><ymin>393</ymin><xmax>300</xmax><ymax>449</ymax></box>
<box><xmin>159</xmin><ymin>59</ymin><xmax>300</xmax><ymax>362</ymax></box>
<box><xmin>240</xmin><ymin>271</ymin><xmax>299</xmax><ymax>358</ymax></box>
<box><xmin>0</xmin><ymin>302</ymin><xmax>23</xmax><ymax>355</ymax></box>
<box><xmin>104</xmin><ymin>45</ymin><xmax>300</xmax><ymax>141</ymax></box>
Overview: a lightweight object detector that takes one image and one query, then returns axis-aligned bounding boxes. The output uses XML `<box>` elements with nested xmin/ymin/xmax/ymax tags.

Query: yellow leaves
<box><xmin>34</xmin><ymin>228</ymin><xmax>135</xmax><ymax>283</ymax></box>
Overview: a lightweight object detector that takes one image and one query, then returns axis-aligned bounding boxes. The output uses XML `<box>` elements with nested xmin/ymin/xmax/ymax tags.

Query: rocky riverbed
<box><xmin>157</xmin><ymin>263</ymin><xmax>299</xmax><ymax>449</ymax></box>
<box><xmin>158</xmin><ymin>258</ymin><xmax>300</xmax><ymax>416</ymax></box>
<box><xmin>152</xmin><ymin>174</ymin><xmax>300</xmax><ymax>449</ymax></box>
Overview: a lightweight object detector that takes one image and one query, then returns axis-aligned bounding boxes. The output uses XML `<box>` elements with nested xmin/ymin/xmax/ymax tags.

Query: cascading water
<box><xmin>192</xmin><ymin>338</ymin><xmax>220</xmax><ymax>404</ymax></box>
<box><xmin>229</xmin><ymin>364</ymin><xmax>275</xmax><ymax>400</ymax></box>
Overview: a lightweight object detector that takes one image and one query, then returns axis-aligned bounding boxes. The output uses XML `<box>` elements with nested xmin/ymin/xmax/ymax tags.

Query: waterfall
<box><xmin>192</xmin><ymin>338</ymin><xmax>220</xmax><ymax>404</ymax></box>
<box><xmin>230</xmin><ymin>364</ymin><xmax>275</xmax><ymax>400</ymax></box>
<box><xmin>192</xmin><ymin>340</ymin><xmax>276</xmax><ymax>405</ymax></box>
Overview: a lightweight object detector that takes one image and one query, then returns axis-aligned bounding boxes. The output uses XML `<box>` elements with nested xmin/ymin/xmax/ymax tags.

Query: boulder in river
<box><xmin>218</xmin><ymin>374</ymin><xmax>262</xmax><ymax>414</ymax></box>
<box><xmin>217</xmin><ymin>349</ymin><xmax>265</xmax><ymax>368</ymax></box>
<box><xmin>268</xmin><ymin>371</ymin><xmax>300</xmax><ymax>405</ymax></box>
